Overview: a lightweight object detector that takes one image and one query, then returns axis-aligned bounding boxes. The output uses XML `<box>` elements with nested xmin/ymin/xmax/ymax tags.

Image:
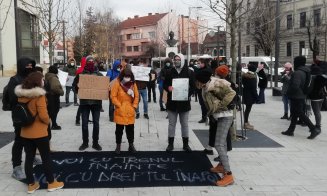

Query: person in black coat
<box><xmin>282</xmin><ymin>56</ymin><xmax>320</xmax><ymax>139</ymax></box>
<box><xmin>256</xmin><ymin>63</ymin><xmax>268</xmax><ymax>104</ymax></box>
<box><xmin>5</xmin><ymin>57</ymin><xmax>36</xmax><ymax>180</ymax></box>
<box><xmin>242</xmin><ymin>64</ymin><xmax>258</xmax><ymax>130</ymax></box>
<box><xmin>164</xmin><ymin>53</ymin><xmax>195</xmax><ymax>152</ymax></box>
<box><xmin>308</xmin><ymin>64</ymin><xmax>327</xmax><ymax>132</ymax></box>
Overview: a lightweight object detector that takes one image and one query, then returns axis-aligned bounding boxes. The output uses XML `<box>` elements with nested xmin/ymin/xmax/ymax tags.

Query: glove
<box><xmin>127</xmin><ymin>89</ymin><xmax>134</xmax><ymax>98</ymax></box>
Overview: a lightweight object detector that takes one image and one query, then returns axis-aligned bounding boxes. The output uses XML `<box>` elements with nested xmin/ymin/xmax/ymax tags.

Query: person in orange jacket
<box><xmin>14</xmin><ymin>72</ymin><xmax>64</xmax><ymax>193</ymax></box>
<box><xmin>110</xmin><ymin>68</ymin><xmax>139</xmax><ymax>154</ymax></box>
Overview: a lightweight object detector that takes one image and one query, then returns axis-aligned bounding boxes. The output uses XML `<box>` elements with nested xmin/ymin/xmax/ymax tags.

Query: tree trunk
<box><xmin>230</xmin><ymin>0</ymin><xmax>237</xmax><ymax>84</ymax></box>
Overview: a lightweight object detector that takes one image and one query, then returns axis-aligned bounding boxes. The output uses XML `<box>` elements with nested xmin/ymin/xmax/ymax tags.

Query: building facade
<box><xmin>226</xmin><ymin>0</ymin><xmax>327</xmax><ymax>65</ymax></box>
<box><xmin>0</xmin><ymin>0</ymin><xmax>40</xmax><ymax>76</ymax></box>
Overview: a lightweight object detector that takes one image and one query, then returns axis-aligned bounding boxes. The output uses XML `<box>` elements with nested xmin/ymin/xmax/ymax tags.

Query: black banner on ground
<box><xmin>32</xmin><ymin>151</ymin><xmax>220</xmax><ymax>188</ymax></box>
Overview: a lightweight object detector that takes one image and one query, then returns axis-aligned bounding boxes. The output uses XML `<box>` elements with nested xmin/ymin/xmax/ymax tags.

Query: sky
<box><xmin>82</xmin><ymin>0</ymin><xmax>224</xmax><ymax>30</ymax></box>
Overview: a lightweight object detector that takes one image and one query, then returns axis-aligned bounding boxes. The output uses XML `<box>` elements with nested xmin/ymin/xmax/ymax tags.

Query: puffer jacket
<box><xmin>110</xmin><ymin>79</ymin><xmax>139</xmax><ymax>125</ymax></box>
<box><xmin>202</xmin><ymin>77</ymin><xmax>236</xmax><ymax>116</ymax></box>
<box><xmin>15</xmin><ymin>85</ymin><xmax>50</xmax><ymax>139</ymax></box>
<box><xmin>287</xmin><ymin>66</ymin><xmax>311</xmax><ymax>99</ymax></box>
<box><xmin>63</xmin><ymin>58</ymin><xmax>77</xmax><ymax>76</ymax></box>
<box><xmin>242</xmin><ymin>71</ymin><xmax>258</xmax><ymax>105</ymax></box>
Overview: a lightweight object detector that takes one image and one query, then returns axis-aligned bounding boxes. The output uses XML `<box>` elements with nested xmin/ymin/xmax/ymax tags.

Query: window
<box><xmin>286</xmin><ymin>42</ymin><xmax>292</xmax><ymax>57</ymax></box>
<box><xmin>314</xmin><ymin>9</ymin><xmax>321</xmax><ymax>26</ymax></box>
<box><xmin>300</xmin><ymin>12</ymin><xmax>306</xmax><ymax>28</ymax></box>
<box><xmin>126</xmin><ymin>34</ymin><xmax>132</xmax><ymax>40</ymax></box>
<box><xmin>287</xmin><ymin>14</ymin><xmax>292</xmax><ymax>29</ymax></box>
<box><xmin>148</xmin><ymin>31</ymin><xmax>156</xmax><ymax>39</ymax></box>
<box><xmin>133</xmin><ymin>46</ymin><xmax>139</xmax><ymax>52</ymax></box>
<box><xmin>132</xmin><ymin>33</ymin><xmax>140</xmax><ymax>39</ymax></box>
<box><xmin>299</xmin><ymin>41</ymin><xmax>305</xmax><ymax>55</ymax></box>
<box><xmin>127</xmin><ymin>46</ymin><xmax>132</xmax><ymax>52</ymax></box>
<box><xmin>57</xmin><ymin>52</ymin><xmax>64</xmax><ymax>56</ymax></box>
<box><xmin>255</xmin><ymin>45</ymin><xmax>259</xmax><ymax>56</ymax></box>
<box><xmin>246</xmin><ymin>45</ymin><xmax>250</xmax><ymax>56</ymax></box>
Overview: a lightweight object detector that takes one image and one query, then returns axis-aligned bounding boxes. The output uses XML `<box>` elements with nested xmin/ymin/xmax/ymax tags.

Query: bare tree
<box><xmin>0</xmin><ymin>0</ymin><xmax>14</xmax><ymax>31</ymax></box>
<box><xmin>201</xmin><ymin>0</ymin><xmax>250</xmax><ymax>83</ymax></box>
<box><xmin>22</xmin><ymin>0</ymin><xmax>71</xmax><ymax>65</ymax></box>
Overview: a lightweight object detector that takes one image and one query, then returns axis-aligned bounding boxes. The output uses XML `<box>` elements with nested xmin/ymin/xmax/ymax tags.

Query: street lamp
<box><xmin>187</xmin><ymin>6</ymin><xmax>202</xmax><ymax>64</ymax></box>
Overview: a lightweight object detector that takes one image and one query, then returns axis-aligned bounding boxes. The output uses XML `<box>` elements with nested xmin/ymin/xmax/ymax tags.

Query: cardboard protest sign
<box><xmin>131</xmin><ymin>66</ymin><xmax>151</xmax><ymax>81</ymax></box>
<box><xmin>78</xmin><ymin>74</ymin><xmax>110</xmax><ymax>100</ymax></box>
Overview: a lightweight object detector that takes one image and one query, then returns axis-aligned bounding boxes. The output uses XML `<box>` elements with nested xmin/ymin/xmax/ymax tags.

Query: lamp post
<box><xmin>216</xmin><ymin>25</ymin><xmax>222</xmax><ymax>66</ymax></box>
<box><xmin>187</xmin><ymin>6</ymin><xmax>202</xmax><ymax>64</ymax></box>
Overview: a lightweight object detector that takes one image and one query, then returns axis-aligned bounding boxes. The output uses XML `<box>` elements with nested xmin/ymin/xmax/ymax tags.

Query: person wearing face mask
<box><xmin>158</xmin><ymin>58</ymin><xmax>173</xmax><ymax>111</ymax></box>
<box><xmin>135</xmin><ymin>59</ymin><xmax>150</xmax><ymax>119</ymax></box>
<box><xmin>73</xmin><ymin>55</ymin><xmax>104</xmax><ymax>151</ymax></box>
<box><xmin>63</xmin><ymin>58</ymin><xmax>78</xmax><ymax>106</ymax></box>
<box><xmin>110</xmin><ymin>68</ymin><xmax>139</xmax><ymax>154</ymax></box>
<box><xmin>164</xmin><ymin>53</ymin><xmax>195</xmax><ymax>152</ymax></box>
<box><xmin>4</xmin><ymin>57</ymin><xmax>36</xmax><ymax>181</ymax></box>
<box><xmin>106</xmin><ymin>60</ymin><xmax>122</xmax><ymax>122</ymax></box>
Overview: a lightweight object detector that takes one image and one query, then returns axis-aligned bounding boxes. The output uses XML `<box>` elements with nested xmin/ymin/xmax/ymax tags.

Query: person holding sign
<box><xmin>135</xmin><ymin>59</ymin><xmax>150</xmax><ymax>119</ymax></box>
<box><xmin>63</xmin><ymin>58</ymin><xmax>78</xmax><ymax>106</ymax></box>
<box><xmin>195</xmin><ymin>68</ymin><xmax>236</xmax><ymax>187</ymax></box>
<box><xmin>73</xmin><ymin>56</ymin><xmax>104</xmax><ymax>151</ymax></box>
<box><xmin>163</xmin><ymin>53</ymin><xmax>195</xmax><ymax>152</ymax></box>
<box><xmin>110</xmin><ymin>68</ymin><xmax>139</xmax><ymax>154</ymax></box>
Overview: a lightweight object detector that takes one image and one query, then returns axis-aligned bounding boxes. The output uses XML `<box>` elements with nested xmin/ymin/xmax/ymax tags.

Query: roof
<box><xmin>119</xmin><ymin>13</ymin><xmax>167</xmax><ymax>29</ymax></box>
<box><xmin>203</xmin><ymin>32</ymin><xmax>226</xmax><ymax>44</ymax></box>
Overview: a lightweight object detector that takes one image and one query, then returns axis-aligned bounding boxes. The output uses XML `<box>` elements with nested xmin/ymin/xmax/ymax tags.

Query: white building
<box><xmin>0</xmin><ymin>0</ymin><xmax>40</xmax><ymax>76</ymax></box>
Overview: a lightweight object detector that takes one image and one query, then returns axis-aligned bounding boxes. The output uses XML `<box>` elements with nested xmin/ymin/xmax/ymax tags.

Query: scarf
<box><xmin>120</xmin><ymin>80</ymin><xmax>134</xmax><ymax>97</ymax></box>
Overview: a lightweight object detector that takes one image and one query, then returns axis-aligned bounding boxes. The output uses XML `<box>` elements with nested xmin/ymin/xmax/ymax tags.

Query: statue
<box><xmin>166</xmin><ymin>31</ymin><xmax>178</xmax><ymax>47</ymax></box>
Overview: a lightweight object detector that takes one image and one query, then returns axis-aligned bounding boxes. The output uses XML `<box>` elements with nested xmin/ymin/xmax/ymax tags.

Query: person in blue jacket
<box><xmin>106</xmin><ymin>60</ymin><xmax>121</xmax><ymax>121</ymax></box>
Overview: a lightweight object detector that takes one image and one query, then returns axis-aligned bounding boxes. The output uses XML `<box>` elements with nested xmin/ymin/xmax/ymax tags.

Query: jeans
<box><xmin>136</xmin><ymin>89</ymin><xmax>148</xmax><ymax>114</ymax></box>
<box><xmin>288</xmin><ymin>99</ymin><xmax>316</xmax><ymax>132</ymax></box>
<box><xmin>23</xmin><ymin>137</ymin><xmax>54</xmax><ymax>184</ymax></box>
<box><xmin>257</xmin><ymin>88</ymin><xmax>265</xmax><ymax>103</ymax></box>
<box><xmin>80</xmin><ymin>104</ymin><xmax>101</xmax><ymax>144</ymax></box>
<box><xmin>12</xmin><ymin>125</ymin><xmax>24</xmax><ymax>168</ymax></box>
<box><xmin>311</xmin><ymin>99</ymin><xmax>323</xmax><ymax>127</ymax></box>
<box><xmin>282</xmin><ymin>94</ymin><xmax>290</xmax><ymax>114</ymax></box>
<box><xmin>158</xmin><ymin>86</ymin><xmax>165</xmax><ymax>109</ymax></box>
<box><xmin>115</xmin><ymin>124</ymin><xmax>134</xmax><ymax>144</ymax></box>
<box><xmin>65</xmin><ymin>86</ymin><xmax>77</xmax><ymax>104</ymax></box>
<box><xmin>147</xmin><ymin>82</ymin><xmax>156</xmax><ymax>102</ymax></box>
<box><xmin>167</xmin><ymin>110</ymin><xmax>189</xmax><ymax>137</ymax></box>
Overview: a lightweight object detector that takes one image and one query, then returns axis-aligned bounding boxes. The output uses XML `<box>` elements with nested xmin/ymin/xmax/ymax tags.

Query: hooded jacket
<box><xmin>287</xmin><ymin>66</ymin><xmax>311</xmax><ymax>99</ymax></box>
<box><xmin>242</xmin><ymin>71</ymin><xmax>258</xmax><ymax>105</ymax></box>
<box><xmin>63</xmin><ymin>58</ymin><xmax>77</xmax><ymax>76</ymax></box>
<box><xmin>44</xmin><ymin>73</ymin><xmax>64</xmax><ymax>96</ymax></box>
<box><xmin>15</xmin><ymin>85</ymin><xmax>50</xmax><ymax>139</ymax></box>
<box><xmin>163</xmin><ymin>53</ymin><xmax>195</xmax><ymax>112</ymax></box>
<box><xmin>7</xmin><ymin>57</ymin><xmax>36</xmax><ymax>111</ymax></box>
<box><xmin>106</xmin><ymin>60</ymin><xmax>121</xmax><ymax>81</ymax></box>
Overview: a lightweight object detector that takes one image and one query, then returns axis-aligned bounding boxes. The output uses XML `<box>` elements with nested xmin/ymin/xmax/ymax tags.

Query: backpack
<box><xmin>12</xmin><ymin>101</ymin><xmax>36</xmax><ymax>127</ymax></box>
<box><xmin>2</xmin><ymin>76</ymin><xmax>20</xmax><ymax>111</ymax></box>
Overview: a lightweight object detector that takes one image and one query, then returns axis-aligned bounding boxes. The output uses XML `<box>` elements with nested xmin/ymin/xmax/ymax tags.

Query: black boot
<box><xmin>128</xmin><ymin>143</ymin><xmax>137</xmax><ymax>153</ymax></box>
<box><xmin>280</xmin><ymin>113</ymin><xmax>288</xmax><ymax>119</ymax></box>
<box><xmin>115</xmin><ymin>144</ymin><xmax>121</xmax><ymax>154</ymax></box>
<box><xmin>182</xmin><ymin>137</ymin><xmax>192</xmax><ymax>152</ymax></box>
<box><xmin>166</xmin><ymin>137</ymin><xmax>174</xmax><ymax>152</ymax></box>
<box><xmin>281</xmin><ymin>130</ymin><xmax>294</xmax><ymax>136</ymax></box>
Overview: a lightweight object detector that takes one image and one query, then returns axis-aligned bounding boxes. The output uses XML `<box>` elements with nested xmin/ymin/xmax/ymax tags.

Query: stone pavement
<box><xmin>0</xmin><ymin>76</ymin><xmax>327</xmax><ymax>195</ymax></box>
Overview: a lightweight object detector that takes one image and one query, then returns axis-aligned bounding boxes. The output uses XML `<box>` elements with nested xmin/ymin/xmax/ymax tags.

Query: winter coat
<box><xmin>287</xmin><ymin>66</ymin><xmax>311</xmax><ymax>99</ymax></box>
<box><xmin>308</xmin><ymin>75</ymin><xmax>327</xmax><ymax>100</ymax></box>
<box><xmin>149</xmin><ymin>69</ymin><xmax>157</xmax><ymax>84</ymax></box>
<box><xmin>15</xmin><ymin>85</ymin><xmax>50</xmax><ymax>139</ymax></box>
<box><xmin>106</xmin><ymin>60</ymin><xmax>121</xmax><ymax>81</ymax></box>
<box><xmin>7</xmin><ymin>57</ymin><xmax>36</xmax><ymax>111</ymax></box>
<box><xmin>280</xmin><ymin>71</ymin><xmax>292</xmax><ymax>95</ymax></box>
<box><xmin>73</xmin><ymin>70</ymin><xmax>103</xmax><ymax>106</ymax></box>
<box><xmin>110</xmin><ymin>79</ymin><xmax>139</xmax><ymax>125</ymax></box>
<box><xmin>257</xmin><ymin>69</ymin><xmax>267</xmax><ymax>89</ymax></box>
<box><xmin>163</xmin><ymin>65</ymin><xmax>195</xmax><ymax>113</ymax></box>
<box><xmin>44</xmin><ymin>73</ymin><xmax>64</xmax><ymax>96</ymax></box>
<box><xmin>202</xmin><ymin>77</ymin><xmax>236</xmax><ymax>116</ymax></box>
<box><xmin>63</xmin><ymin>58</ymin><xmax>77</xmax><ymax>76</ymax></box>
<box><xmin>242</xmin><ymin>71</ymin><xmax>258</xmax><ymax>105</ymax></box>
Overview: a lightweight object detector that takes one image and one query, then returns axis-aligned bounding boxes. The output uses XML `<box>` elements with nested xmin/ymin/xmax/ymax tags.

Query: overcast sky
<box><xmin>82</xmin><ymin>0</ymin><xmax>224</xmax><ymax>30</ymax></box>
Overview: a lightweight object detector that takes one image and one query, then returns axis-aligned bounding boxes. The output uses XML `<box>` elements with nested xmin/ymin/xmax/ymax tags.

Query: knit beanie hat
<box><xmin>86</xmin><ymin>55</ymin><xmax>94</xmax><ymax>62</ymax></box>
<box><xmin>196</xmin><ymin>68</ymin><xmax>212</xmax><ymax>83</ymax></box>
<box><xmin>215</xmin><ymin>65</ymin><xmax>229</xmax><ymax>78</ymax></box>
<box><xmin>294</xmin><ymin>56</ymin><xmax>306</xmax><ymax>69</ymax></box>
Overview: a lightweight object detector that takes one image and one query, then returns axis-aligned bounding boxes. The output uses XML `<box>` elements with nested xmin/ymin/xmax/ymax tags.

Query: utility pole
<box><xmin>274</xmin><ymin>0</ymin><xmax>280</xmax><ymax>87</ymax></box>
<box><xmin>14</xmin><ymin>0</ymin><xmax>19</xmax><ymax>60</ymax></box>
<box><xmin>216</xmin><ymin>25</ymin><xmax>222</xmax><ymax>65</ymax></box>
<box><xmin>187</xmin><ymin>6</ymin><xmax>202</xmax><ymax>64</ymax></box>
